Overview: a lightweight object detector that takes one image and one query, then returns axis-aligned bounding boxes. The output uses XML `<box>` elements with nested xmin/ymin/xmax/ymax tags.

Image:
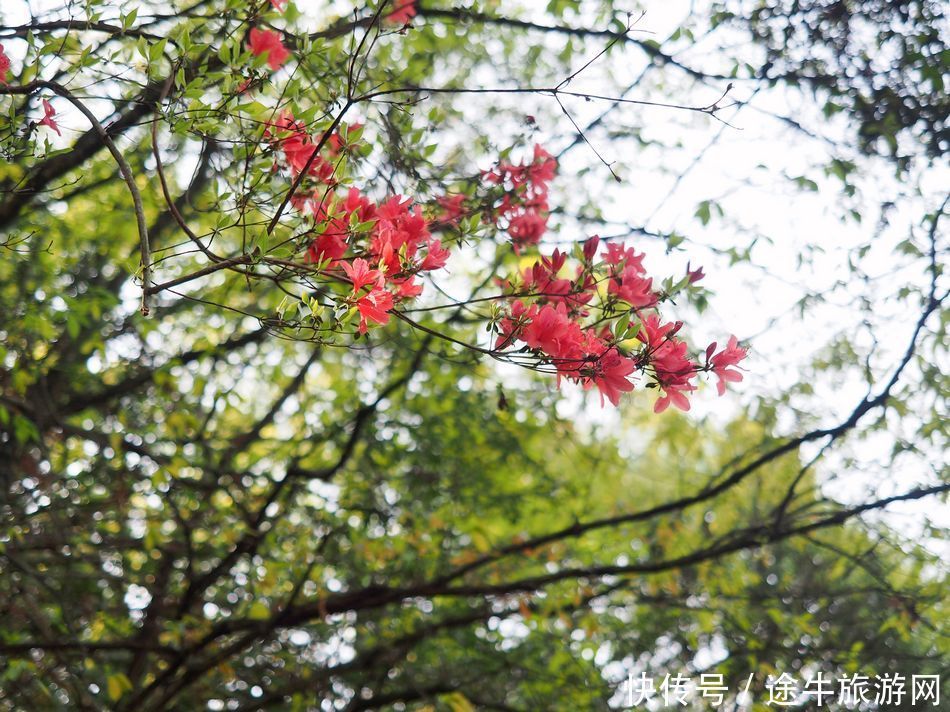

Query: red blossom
<box><xmin>436</xmin><ymin>194</ymin><xmax>466</xmax><ymax>224</ymax></box>
<box><xmin>308</xmin><ymin>230</ymin><xmax>348</xmax><ymax>265</ymax></box>
<box><xmin>653</xmin><ymin>384</ymin><xmax>694</xmax><ymax>414</ymax></box>
<box><xmin>521</xmin><ymin>303</ymin><xmax>582</xmax><ymax>357</ymax></box>
<box><xmin>386</xmin><ymin>1</ymin><xmax>417</xmax><ymax>25</ymax></box>
<box><xmin>341</xmin><ymin>258</ymin><xmax>383</xmax><ymax>293</ymax></box>
<box><xmin>420</xmin><ymin>239</ymin><xmax>451</xmax><ymax>271</ymax></box>
<box><xmin>686</xmin><ymin>261</ymin><xmax>705</xmax><ymax>283</ymax></box>
<box><xmin>507</xmin><ymin>212</ymin><xmax>548</xmax><ymax>250</ymax></box>
<box><xmin>604</xmin><ymin>243</ymin><xmax>646</xmax><ymax>272</ymax></box>
<box><xmin>582</xmin><ymin>235</ymin><xmax>600</xmax><ymax>262</ymax></box>
<box><xmin>248</xmin><ymin>28</ymin><xmax>290</xmax><ymax>70</ymax></box>
<box><xmin>638</xmin><ymin>315</ymin><xmax>698</xmax><ymax>413</ymax></box>
<box><xmin>487</xmin><ymin>144</ymin><xmax>557</xmax><ymax>250</ymax></box>
<box><xmin>355</xmin><ymin>288</ymin><xmax>394</xmax><ymax>333</ymax></box>
<box><xmin>256</xmin><ymin>118</ymin><xmax>739</xmax><ymax>411</ymax></box>
<box><xmin>709</xmin><ymin>335</ymin><xmax>747</xmax><ymax>395</ymax></box>
<box><xmin>327</xmin><ymin>123</ymin><xmax>364</xmax><ymax>155</ymax></box>
<box><xmin>609</xmin><ymin>265</ymin><xmax>656</xmax><ymax>308</ymax></box>
<box><xmin>391</xmin><ymin>277</ymin><xmax>424</xmax><ymax>299</ymax></box>
<box><xmin>0</xmin><ymin>44</ymin><xmax>10</xmax><ymax>85</ymax></box>
<box><xmin>370</xmin><ymin>196</ymin><xmax>430</xmax><ymax>274</ymax></box>
<box><xmin>583</xmin><ymin>344</ymin><xmax>637</xmax><ymax>407</ymax></box>
<box><xmin>39</xmin><ymin>99</ymin><xmax>61</xmax><ymax>136</ymax></box>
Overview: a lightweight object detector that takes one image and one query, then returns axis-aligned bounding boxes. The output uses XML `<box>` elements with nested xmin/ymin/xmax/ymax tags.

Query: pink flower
<box><xmin>0</xmin><ymin>44</ymin><xmax>10</xmax><ymax>85</ymax></box>
<box><xmin>653</xmin><ymin>384</ymin><xmax>694</xmax><ymax>414</ymax></box>
<box><xmin>639</xmin><ymin>315</ymin><xmax>698</xmax><ymax>413</ymax></box>
<box><xmin>341</xmin><ymin>258</ymin><xmax>383</xmax><ymax>293</ymax></box>
<box><xmin>609</xmin><ymin>265</ymin><xmax>656</xmax><ymax>308</ymax></box>
<box><xmin>709</xmin><ymin>335</ymin><xmax>747</xmax><ymax>395</ymax></box>
<box><xmin>39</xmin><ymin>99</ymin><xmax>61</xmax><ymax>136</ymax></box>
<box><xmin>386</xmin><ymin>1</ymin><xmax>417</xmax><ymax>25</ymax></box>
<box><xmin>582</xmin><ymin>235</ymin><xmax>600</xmax><ymax>262</ymax></box>
<box><xmin>270</xmin><ymin>0</ymin><xmax>288</xmax><ymax>11</ymax></box>
<box><xmin>507</xmin><ymin>211</ymin><xmax>547</xmax><ymax>249</ymax></box>
<box><xmin>436</xmin><ymin>194</ymin><xmax>466</xmax><ymax>224</ymax></box>
<box><xmin>603</xmin><ymin>243</ymin><xmax>646</xmax><ymax>272</ymax></box>
<box><xmin>392</xmin><ymin>278</ymin><xmax>424</xmax><ymax>299</ymax></box>
<box><xmin>355</xmin><ymin>288</ymin><xmax>394</xmax><ymax>333</ymax></box>
<box><xmin>587</xmin><ymin>346</ymin><xmax>637</xmax><ymax>407</ymax></box>
<box><xmin>248</xmin><ymin>28</ymin><xmax>290</xmax><ymax>70</ymax></box>
<box><xmin>521</xmin><ymin>304</ymin><xmax>583</xmax><ymax>358</ymax></box>
<box><xmin>686</xmin><ymin>262</ymin><xmax>705</xmax><ymax>284</ymax></box>
<box><xmin>420</xmin><ymin>239</ymin><xmax>450</xmax><ymax>271</ymax></box>
<box><xmin>308</xmin><ymin>231</ymin><xmax>348</xmax><ymax>265</ymax></box>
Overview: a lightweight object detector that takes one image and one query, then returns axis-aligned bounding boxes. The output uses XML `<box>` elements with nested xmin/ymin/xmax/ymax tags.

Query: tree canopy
<box><xmin>0</xmin><ymin>1</ymin><xmax>946</xmax><ymax>710</ymax></box>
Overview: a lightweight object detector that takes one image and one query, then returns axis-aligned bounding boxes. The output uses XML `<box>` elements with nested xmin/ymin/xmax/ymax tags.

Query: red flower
<box><xmin>248</xmin><ymin>28</ymin><xmax>290</xmax><ymax>70</ymax></box>
<box><xmin>386</xmin><ymin>1</ymin><xmax>417</xmax><ymax>25</ymax></box>
<box><xmin>528</xmin><ymin>143</ymin><xmax>557</xmax><ymax>184</ymax></box>
<box><xmin>355</xmin><ymin>288</ymin><xmax>394</xmax><ymax>333</ymax></box>
<box><xmin>370</xmin><ymin>196</ymin><xmax>430</xmax><ymax>274</ymax></box>
<box><xmin>341</xmin><ymin>258</ymin><xmax>383</xmax><ymax>293</ymax></box>
<box><xmin>609</xmin><ymin>265</ymin><xmax>656</xmax><ymax>308</ymax></box>
<box><xmin>270</xmin><ymin>0</ymin><xmax>288</xmax><ymax>11</ymax></box>
<box><xmin>420</xmin><ymin>239</ymin><xmax>450</xmax><ymax>271</ymax></box>
<box><xmin>639</xmin><ymin>315</ymin><xmax>698</xmax><ymax>413</ymax></box>
<box><xmin>392</xmin><ymin>277</ymin><xmax>424</xmax><ymax>299</ymax></box>
<box><xmin>0</xmin><ymin>44</ymin><xmax>10</xmax><ymax>85</ymax></box>
<box><xmin>495</xmin><ymin>300</ymin><xmax>536</xmax><ymax>350</ymax></box>
<box><xmin>436</xmin><ymin>194</ymin><xmax>466</xmax><ymax>224</ymax></box>
<box><xmin>507</xmin><ymin>211</ymin><xmax>547</xmax><ymax>250</ymax></box>
<box><xmin>686</xmin><ymin>261</ymin><xmax>705</xmax><ymax>284</ymax></box>
<box><xmin>653</xmin><ymin>384</ymin><xmax>694</xmax><ymax>414</ymax></box>
<box><xmin>582</xmin><ymin>235</ymin><xmax>600</xmax><ymax>262</ymax></box>
<box><xmin>521</xmin><ymin>304</ymin><xmax>582</xmax><ymax>358</ymax></box>
<box><xmin>604</xmin><ymin>243</ymin><xmax>646</xmax><ymax>272</ymax></box>
<box><xmin>709</xmin><ymin>335</ymin><xmax>747</xmax><ymax>395</ymax></box>
<box><xmin>583</xmin><ymin>343</ymin><xmax>637</xmax><ymax>407</ymax></box>
<box><xmin>39</xmin><ymin>99</ymin><xmax>61</xmax><ymax>136</ymax></box>
<box><xmin>308</xmin><ymin>230</ymin><xmax>348</xmax><ymax>265</ymax></box>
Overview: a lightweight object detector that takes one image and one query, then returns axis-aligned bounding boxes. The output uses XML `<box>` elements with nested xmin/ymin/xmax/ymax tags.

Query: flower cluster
<box><xmin>493</xmin><ymin>235</ymin><xmax>747</xmax><ymax>410</ymax></box>
<box><xmin>241</xmin><ymin>22</ymin><xmax>744</xmax><ymax>410</ymax></box>
<box><xmin>484</xmin><ymin>144</ymin><xmax>557</xmax><ymax>251</ymax></box>
<box><xmin>263</xmin><ymin>112</ymin><xmax>450</xmax><ymax>334</ymax></box>
<box><xmin>264</xmin><ymin>110</ymin><xmax>341</xmax><ymax>186</ymax></box>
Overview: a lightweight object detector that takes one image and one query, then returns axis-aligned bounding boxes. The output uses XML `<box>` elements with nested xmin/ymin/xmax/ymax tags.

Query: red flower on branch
<box><xmin>248</xmin><ymin>28</ymin><xmax>290</xmax><ymax>70</ymax></box>
<box><xmin>0</xmin><ymin>44</ymin><xmax>10</xmax><ymax>85</ymax></box>
<box><xmin>436</xmin><ymin>194</ymin><xmax>466</xmax><ymax>224</ymax></box>
<box><xmin>686</xmin><ymin>261</ymin><xmax>705</xmax><ymax>283</ymax></box>
<box><xmin>39</xmin><ymin>99</ymin><xmax>61</xmax><ymax>136</ymax></box>
<box><xmin>355</xmin><ymin>288</ymin><xmax>395</xmax><ymax>334</ymax></box>
<box><xmin>582</xmin><ymin>343</ymin><xmax>637</xmax><ymax>407</ymax></box>
<box><xmin>708</xmin><ymin>335</ymin><xmax>747</xmax><ymax>395</ymax></box>
<box><xmin>341</xmin><ymin>258</ymin><xmax>383</xmax><ymax>294</ymax></box>
<box><xmin>386</xmin><ymin>1</ymin><xmax>417</xmax><ymax>25</ymax></box>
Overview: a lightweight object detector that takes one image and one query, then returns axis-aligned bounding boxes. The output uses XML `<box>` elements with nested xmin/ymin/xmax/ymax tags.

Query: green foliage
<box><xmin>0</xmin><ymin>1</ymin><xmax>946</xmax><ymax>710</ymax></box>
